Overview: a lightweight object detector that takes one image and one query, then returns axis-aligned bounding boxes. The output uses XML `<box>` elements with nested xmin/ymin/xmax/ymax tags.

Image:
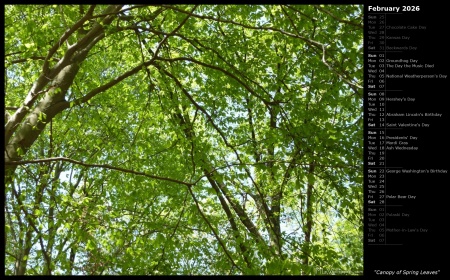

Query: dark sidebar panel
<box><xmin>364</xmin><ymin>2</ymin><xmax>447</xmax><ymax>277</ymax></box>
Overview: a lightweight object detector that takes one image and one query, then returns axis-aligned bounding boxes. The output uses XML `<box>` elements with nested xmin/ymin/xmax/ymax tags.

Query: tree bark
<box><xmin>302</xmin><ymin>162</ymin><xmax>315</xmax><ymax>268</ymax></box>
<box><xmin>4</xmin><ymin>5</ymin><xmax>123</xmax><ymax>186</ymax></box>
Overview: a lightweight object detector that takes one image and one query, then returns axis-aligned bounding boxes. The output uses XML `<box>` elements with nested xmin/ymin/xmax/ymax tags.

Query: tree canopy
<box><xmin>4</xmin><ymin>4</ymin><xmax>363</xmax><ymax>275</ymax></box>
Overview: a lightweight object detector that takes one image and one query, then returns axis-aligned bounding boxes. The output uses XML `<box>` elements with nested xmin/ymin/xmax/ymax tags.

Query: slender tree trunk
<box><xmin>302</xmin><ymin>162</ymin><xmax>315</xmax><ymax>269</ymax></box>
<box><xmin>16</xmin><ymin>226</ymin><xmax>33</xmax><ymax>275</ymax></box>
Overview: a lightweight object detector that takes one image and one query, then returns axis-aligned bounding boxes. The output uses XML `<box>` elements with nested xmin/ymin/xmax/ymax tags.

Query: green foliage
<box><xmin>5</xmin><ymin>4</ymin><xmax>363</xmax><ymax>275</ymax></box>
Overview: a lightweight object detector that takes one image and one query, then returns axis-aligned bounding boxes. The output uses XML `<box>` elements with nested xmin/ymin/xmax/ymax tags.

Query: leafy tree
<box><xmin>4</xmin><ymin>4</ymin><xmax>363</xmax><ymax>275</ymax></box>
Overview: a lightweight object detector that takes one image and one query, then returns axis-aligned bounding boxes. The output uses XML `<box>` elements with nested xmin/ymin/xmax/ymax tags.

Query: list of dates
<box><xmin>364</xmin><ymin>4</ymin><xmax>447</xmax><ymax>275</ymax></box>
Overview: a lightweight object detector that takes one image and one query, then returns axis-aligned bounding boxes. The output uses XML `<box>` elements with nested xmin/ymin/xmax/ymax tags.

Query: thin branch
<box><xmin>69</xmin><ymin>5</ymin><xmax>196</xmax><ymax>108</ymax></box>
<box><xmin>155</xmin><ymin>56</ymin><xmax>269</xmax><ymax>105</ymax></box>
<box><xmin>160</xmin><ymin>5</ymin><xmax>325</xmax><ymax>49</ymax></box>
<box><xmin>313</xmin><ymin>5</ymin><xmax>363</xmax><ymax>29</ymax></box>
<box><xmin>193</xmin><ymin>160</ymin><xmax>360</xmax><ymax>185</ymax></box>
<box><xmin>187</xmin><ymin>185</ymin><xmax>242</xmax><ymax>273</ymax></box>
<box><xmin>5</xmin><ymin>50</ymin><xmax>26</xmax><ymax>57</ymax></box>
<box><xmin>5</xmin><ymin>157</ymin><xmax>193</xmax><ymax>187</ymax></box>
<box><xmin>5</xmin><ymin>107</ymin><xmax>20</xmax><ymax>111</ymax></box>
<box><xmin>7</xmin><ymin>56</ymin><xmax>60</xmax><ymax>65</ymax></box>
<box><xmin>43</xmin><ymin>5</ymin><xmax>96</xmax><ymax>74</ymax></box>
<box><xmin>69</xmin><ymin>60</ymin><xmax>154</xmax><ymax>107</ymax></box>
<box><xmin>321</xmin><ymin>44</ymin><xmax>362</xmax><ymax>94</ymax></box>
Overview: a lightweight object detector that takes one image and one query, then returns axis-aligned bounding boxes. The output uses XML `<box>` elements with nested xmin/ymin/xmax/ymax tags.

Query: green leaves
<box><xmin>86</xmin><ymin>239</ymin><xmax>96</xmax><ymax>251</ymax></box>
<box><xmin>4</xmin><ymin>4</ymin><xmax>362</xmax><ymax>276</ymax></box>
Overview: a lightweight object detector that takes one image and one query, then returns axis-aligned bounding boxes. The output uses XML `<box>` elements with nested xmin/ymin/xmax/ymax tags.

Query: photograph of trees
<box><xmin>5</xmin><ymin>5</ymin><xmax>363</xmax><ymax>275</ymax></box>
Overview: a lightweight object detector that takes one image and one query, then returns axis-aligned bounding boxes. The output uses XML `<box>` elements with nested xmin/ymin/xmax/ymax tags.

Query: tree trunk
<box><xmin>4</xmin><ymin>5</ymin><xmax>123</xmax><ymax>186</ymax></box>
<box><xmin>302</xmin><ymin>162</ymin><xmax>315</xmax><ymax>269</ymax></box>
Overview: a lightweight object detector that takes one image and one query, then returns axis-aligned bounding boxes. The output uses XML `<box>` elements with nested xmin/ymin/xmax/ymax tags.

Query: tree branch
<box><xmin>43</xmin><ymin>5</ymin><xmax>96</xmax><ymax>74</ymax></box>
<box><xmin>160</xmin><ymin>5</ymin><xmax>325</xmax><ymax>49</ymax></box>
<box><xmin>5</xmin><ymin>157</ymin><xmax>193</xmax><ymax>187</ymax></box>
<box><xmin>313</xmin><ymin>5</ymin><xmax>363</xmax><ymax>29</ymax></box>
<box><xmin>7</xmin><ymin>56</ymin><xmax>60</xmax><ymax>65</ymax></box>
<box><xmin>186</xmin><ymin>185</ymin><xmax>242</xmax><ymax>273</ymax></box>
